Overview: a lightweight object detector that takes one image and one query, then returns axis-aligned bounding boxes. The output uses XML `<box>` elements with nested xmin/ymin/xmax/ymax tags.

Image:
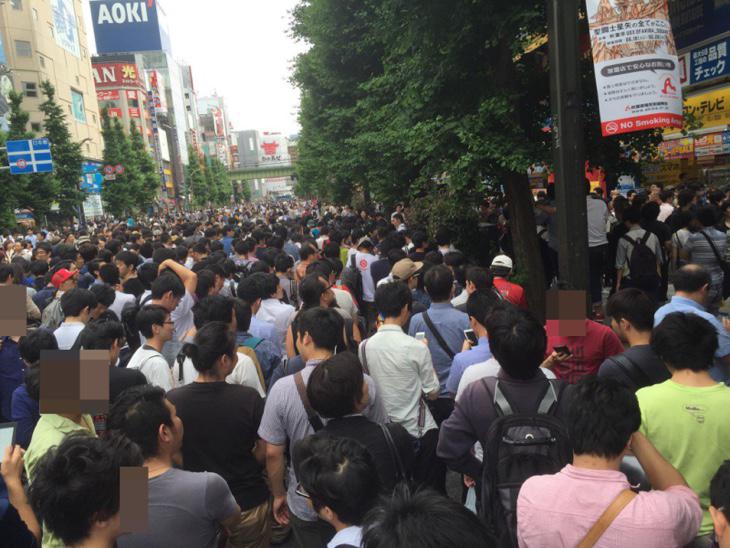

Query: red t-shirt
<box><xmin>493</xmin><ymin>277</ymin><xmax>528</xmax><ymax>309</ymax></box>
<box><xmin>545</xmin><ymin>319</ymin><xmax>624</xmax><ymax>384</ymax></box>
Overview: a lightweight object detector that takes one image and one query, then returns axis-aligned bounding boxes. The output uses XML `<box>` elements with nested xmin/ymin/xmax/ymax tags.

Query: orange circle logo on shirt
<box><xmin>360</xmin><ymin>259</ymin><xmax>368</xmax><ymax>269</ymax></box>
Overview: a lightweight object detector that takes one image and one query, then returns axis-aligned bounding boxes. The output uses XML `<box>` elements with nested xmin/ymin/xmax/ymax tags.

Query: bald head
<box><xmin>672</xmin><ymin>264</ymin><xmax>711</xmax><ymax>295</ymax></box>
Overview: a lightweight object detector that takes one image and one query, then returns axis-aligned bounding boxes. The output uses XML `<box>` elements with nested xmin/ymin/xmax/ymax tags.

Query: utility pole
<box><xmin>547</xmin><ymin>0</ymin><xmax>589</xmax><ymax>307</ymax></box>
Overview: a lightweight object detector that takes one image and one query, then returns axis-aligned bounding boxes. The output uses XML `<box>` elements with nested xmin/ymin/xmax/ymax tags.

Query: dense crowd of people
<box><xmin>0</xmin><ymin>190</ymin><xmax>729</xmax><ymax>547</ymax></box>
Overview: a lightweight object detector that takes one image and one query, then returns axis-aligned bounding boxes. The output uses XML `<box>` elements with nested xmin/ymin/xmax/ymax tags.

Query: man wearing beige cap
<box><xmin>378</xmin><ymin>258</ymin><xmax>423</xmax><ymax>289</ymax></box>
<box><xmin>490</xmin><ymin>255</ymin><xmax>528</xmax><ymax>309</ymax></box>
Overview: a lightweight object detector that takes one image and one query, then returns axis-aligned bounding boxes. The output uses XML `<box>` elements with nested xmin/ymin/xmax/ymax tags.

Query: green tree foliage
<box><xmin>101</xmin><ymin>110</ymin><xmax>134</xmax><ymax>217</ymax></box>
<box><xmin>185</xmin><ymin>145</ymin><xmax>208</xmax><ymax>208</ymax></box>
<box><xmin>129</xmin><ymin>122</ymin><xmax>159</xmax><ymax>209</ymax></box>
<box><xmin>291</xmin><ymin>0</ymin><xmax>664</xmax><ymax>315</ymax></box>
<box><xmin>39</xmin><ymin>81</ymin><xmax>83</xmax><ymax>221</ymax></box>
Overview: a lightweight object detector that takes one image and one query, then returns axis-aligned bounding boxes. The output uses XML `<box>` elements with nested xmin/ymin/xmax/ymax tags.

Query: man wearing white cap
<box><xmin>490</xmin><ymin>255</ymin><xmax>528</xmax><ymax>309</ymax></box>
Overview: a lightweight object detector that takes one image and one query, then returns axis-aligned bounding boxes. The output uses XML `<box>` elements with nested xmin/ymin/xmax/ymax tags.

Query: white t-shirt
<box><xmin>327</xmin><ymin>526</ymin><xmax>362</xmax><ymax>548</ymax></box>
<box><xmin>108</xmin><ymin>291</ymin><xmax>136</xmax><ymax>321</ymax></box>
<box><xmin>127</xmin><ymin>345</ymin><xmax>176</xmax><ymax>392</ymax></box>
<box><xmin>658</xmin><ymin>202</ymin><xmax>674</xmax><ymax>223</ymax></box>
<box><xmin>172</xmin><ymin>352</ymin><xmax>265</xmax><ymax>397</ymax></box>
<box><xmin>53</xmin><ymin>322</ymin><xmax>85</xmax><ymax>350</ymax></box>
<box><xmin>456</xmin><ymin>358</ymin><xmax>557</xmax><ymax>400</ymax></box>
<box><xmin>355</xmin><ymin>252</ymin><xmax>377</xmax><ymax>302</ymax></box>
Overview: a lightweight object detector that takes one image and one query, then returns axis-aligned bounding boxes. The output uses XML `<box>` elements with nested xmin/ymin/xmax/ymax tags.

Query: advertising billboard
<box><xmin>97</xmin><ymin>89</ymin><xmax>120</xmax><ymax>101</ymax></box>
<box><xmin>685</xmin><ymin>37</ymin><xmax>729</xmax><ymax>87</ymax></box>
<box><xmin>665</xmin><ymin>87</ymin><xmax>730</xmax><ymax>136</ymax></box>
<box><xmin>93</xmin><ymin>62</ymin><xmax>143</xmax><ymax>89</ymax></box>
<box><xmin>90</xmin><ymin>0</ymin><xmax>171</xmax><ymax>54</ymax></box>
<box><xmin>587</xmin><ymin>0</ymin><xmax>683</xmax><ymax>137</ymax></box>
<box><xmin>668</xmin><ymin>0</ymin><xmax>730</xmax><ymax>51</ymax></box>
<box><xmin>0</xmin><ymin>34</ymin><xmax>13</xmax><ymax>132</ymax></box>
<box><xmin>259</xmin><ymin>132</ymin><xmax>290</xmax><ymax>165</ymax></box>
<box><xmin>52</xmin><ymin>0</ymin><xmax>80</xmax><ymax>57</ymax></box>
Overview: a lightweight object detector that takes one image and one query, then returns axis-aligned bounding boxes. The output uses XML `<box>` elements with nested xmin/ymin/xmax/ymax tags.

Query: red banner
<box><xmin>107</xmin><ymin>108</ymin><xmax>123</xmax><ymax>118</ymax></box>
<box><xmin>602</xmin><ymin>113</ymin><xmax>684</xmax><ymax>137</ymax></box>
<box><xmin>126</xmin><ymin>90</ymin><xmax>138</xmax><ymax>100</ymax></box>
<box><xmin>92</xmin><ymin>63</ymin><xmax>143</xmax><ymax>89</ymax></box>
<box><xmin>128</xmin><ymin>108</ymin><xmax>141</xmax><ymax>118</ymax></box>
<box><xmin>97</xmin><ymin>90</ymin><xmax>120</xmax><ymax>101</ymax></box>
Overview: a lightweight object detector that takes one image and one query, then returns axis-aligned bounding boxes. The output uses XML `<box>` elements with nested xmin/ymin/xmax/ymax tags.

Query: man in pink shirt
<box><xmin>517</xmin><ymin>378</ymin><xmax>701</xmax><ymax>548</ymax></box>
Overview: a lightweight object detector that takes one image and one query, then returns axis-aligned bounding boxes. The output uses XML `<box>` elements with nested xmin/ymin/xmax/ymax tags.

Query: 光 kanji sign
<box><xmin>587</xmin><ymin>0</ymin><xmax>683</xmax><ymax>137</ymax></box>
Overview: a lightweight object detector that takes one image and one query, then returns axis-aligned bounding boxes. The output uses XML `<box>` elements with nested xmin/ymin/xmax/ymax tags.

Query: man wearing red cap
<box><xmin>41</xmin><ymin>269</ymin><xmax>78</xmax><ymax>330</ymax></box>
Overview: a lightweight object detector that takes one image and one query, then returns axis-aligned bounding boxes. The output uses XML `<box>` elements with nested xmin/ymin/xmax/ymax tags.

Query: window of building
<box><xmin>129</xmin><ymin>98</ymin><xmax>139</xmax><ymax>108</ymax></box>
<box><xmin>11</xmin><ymin>0</ymin><xmax>22</xmax><ymax>10</ymax></box>
<box><xmin>38</xmin><ymin>55</ymin><xmax>45</xmax><ymax>68</ymax></box>
<box><xmin>22</xmin><ymin>82</ymin><xmax>37</xmax><ymax>98</ymax></box>
<box><xmin>75</xmin><ymin>76</ymin><xmax>80</xmax><ymax>85</ymax></box>
<box><xmin>70</xmin><ymin>89</ymin><xmax>86</xmax><ymax>123</ymax></box>
<box><xmin>15</xmin><ymin>41</ymin><xmax>32</xmax><ymax>58</ymax></box>
<box><xmin>31</xmin><ymin>123</ymin><xmax>41</xmax><ymax>132</ymax></box>
<box><xmin>92</xmin><ymin>114</ymin><xmax>96</xmax><ymax>124</ymax></box>
<box><xmin>80</xmin><ymin>47</ymin><xmax>87</xmax><ymax>59</ymax></box>
<box><xmin>32</xmin><ymin>8</ymin><xmax>38</xmax><ymax>20</ymax></box>
<box><xmin>48</xmin><ymin>24</ymin><xmax>54</xmax><ymax>38</ymax></box>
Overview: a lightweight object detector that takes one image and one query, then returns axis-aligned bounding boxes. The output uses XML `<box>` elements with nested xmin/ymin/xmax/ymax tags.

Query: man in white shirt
<box><xmin>294</xmin><ymin>436</ymin><xmax>379</xmax><ymax>548</ymax></box>
<box><xmin>360</xmin><ymin>281</ymin><xmax>443</xmax><ymax>491</ymax></box>
<box><xmin>658</xmin><ymin>189</ymin><xmax>675</xmax><ymax>223</ymax></box>
<box><xmin>99</xmin><ymin>263</ymin><xmax>137</xmax><ymax>321</ymax></box>
<box><xmin>127</xmin><ymin>305</ymin><xmax>176</xmax><ymax>392</ymax></box>
<box><xmin>586</xmin><ymin>184</ymin><xmax>610</xmax><ymax>313</ymax></box>
<box><xmin>54</xmin><ymin>288</ymin><xmax>96</xmax><ymax>350</ymax></box>
<box><xmin>255</xmin><ymin>273</ymin><xmax>295</xmax><ymax>355</ymax></box>
<box><xmin>354</xmin><ymin>237</ymin><xmax>378</xmax><ymax>330</ymax></box>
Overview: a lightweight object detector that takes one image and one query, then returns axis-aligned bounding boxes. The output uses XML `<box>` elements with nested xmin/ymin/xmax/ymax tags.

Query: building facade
<box><xmin>0</xmin><ymin>0</ymin><xmax>103</xmax><ymax>159</ymax></box>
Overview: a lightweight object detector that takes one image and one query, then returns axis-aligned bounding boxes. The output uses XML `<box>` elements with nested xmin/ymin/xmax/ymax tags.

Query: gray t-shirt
<box><xmin>258</xmin><ymin>362</ymin><xmax>388</xmax><ymax>522</ymax></box>
<box><xmin>117</xmin><ymin>468</ymin><xmax>238</xmax><ymax>548</ymax></box>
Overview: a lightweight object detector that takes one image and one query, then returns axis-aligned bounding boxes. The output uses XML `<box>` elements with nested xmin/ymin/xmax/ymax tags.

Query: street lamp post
<box><xmin>547</xmin><ymin>0</ymin><xmax>590</xmax><ymax>309</ymax></box>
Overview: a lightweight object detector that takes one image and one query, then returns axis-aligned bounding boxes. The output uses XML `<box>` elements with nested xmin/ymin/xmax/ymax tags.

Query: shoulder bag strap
<box><xmin>699</xmin><ymin>230</ymin><xmax>727</xmax><ymax>267</ymax></box>
<box><xmin>640</xmin><ymin>230</ymin><xmax>652</xmax><ymax>246</ymax></box>
<box><xmin>380</xmin><ymin>423</ymin><xmax>406</xmax><ymax>483</ymax></box>
<box><xmin>606</xmin><ymin>353</ymin><xmax>652</xmax><ymax>389</ymax></box>
<box><xmin>422</xmin><ymin>311</ymin><xmax>455</xmax><ymax>360</ymax></box>
<box><xmin>536</xmin><ymin>380</ymin><xmax>559</xmax><ymax>415</ymax></box>
<box><xmin>577</xmin><ymin>489</ymin><xmax>637</xmax><ymax>548</ymax></box>
<box><xmin>360</xmin><ymin>338</ymin><xmax>370</xmax><ymax>375</ymax></box>
<box><xmin>294</xmin><ymin>371</ymin><xmax>324</xmax><ymax>432</ymax></box>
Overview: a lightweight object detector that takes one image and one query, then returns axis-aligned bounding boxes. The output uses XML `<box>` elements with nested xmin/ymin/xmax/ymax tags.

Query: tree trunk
<box><xmin>505</xmin><ymin>171</ymin><xmax>546</xmax><ymax>321</ymax></box>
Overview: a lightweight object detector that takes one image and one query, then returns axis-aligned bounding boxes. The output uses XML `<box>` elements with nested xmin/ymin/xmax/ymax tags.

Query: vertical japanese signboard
<box><xmin>587</xmin><ymin>0</ymin><xmax>683</xmax><ymax>137</ymax></box>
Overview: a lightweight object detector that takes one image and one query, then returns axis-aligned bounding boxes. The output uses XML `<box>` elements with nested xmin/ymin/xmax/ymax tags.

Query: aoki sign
<box><xmin>90</xmin><ymin>0</ymin><xmax>171</xmax><ymax>54</ymax></box>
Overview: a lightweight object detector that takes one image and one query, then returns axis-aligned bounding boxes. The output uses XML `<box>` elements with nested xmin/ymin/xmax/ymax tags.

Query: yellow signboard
<box><xmin>665</xmin><ymin>87</ymin><xmax>730</xmax><ymax>136</ymax></box>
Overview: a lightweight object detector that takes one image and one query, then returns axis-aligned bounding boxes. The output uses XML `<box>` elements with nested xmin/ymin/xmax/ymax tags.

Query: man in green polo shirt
<box><xmin>639</xmin><ymin>312</ymin><xmax>730</xmax><ymax>546</ymax></box>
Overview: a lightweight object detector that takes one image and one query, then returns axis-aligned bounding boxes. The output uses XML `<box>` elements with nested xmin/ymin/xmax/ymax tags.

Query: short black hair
<box><xmin>107</xmin><ymin>384</ymin><xmax>172</xmax><ymax>459</ymax></box>
<box><xmin>362</xmin><ymin>484</ymin><xmax>494</xmax><ymax>548</ymax></box>
<box><xmin>569</xmin><ymin>377</ymin><xmax>640</xmax><ymax>459</ymax></box>
<box><xmin>137</xmin><ymin>262</ymin><xmax>159</xmax><ymax>290</ymax></box>
<box><xmin>261</xmin><ymin>273</ymin><xmax>280</xmax><ymax>298</ymax></box>
<box><xmin>89</xmin><ymin>283</ymin><xmax>116</xmax><ymax>308</ymax></box>
<box><xmin>151</xmin><ymin>273</ymin><xmax>185</xmax><ymax>300</ymax></box>
<box><xmin>19</xmin><ymin>328</ymin><xmax>58</xmax><ymax>365</ymax></box>
<box><xmin>298</xmin><ymin>307</ymin><xmax>343</xmax><ymax>352</ymax></box>
<box><xmin>375</xmin><ymin>281</ymin><xmax>412</xmax><ymax>319</ymax></box>
<box><xmin>99</xmin><ymin>263</ymin><xmax>121</xmax><ymax>285</ymax></box>
<box><xmin>234</xmin><ymin>299</ymin><xmax>253</xmax><ymax>333</ymax></box>
<box><xmin>136</xmin><ymin>305</ymin><xmax>169</xmax><ymax>339</ymax></box>
<box><xmin>294</xmin><ymin>435</ymin><xmax>380</xmax><ymax>526</ymax></box>
<box><xmin>486</xmin><ymin>304</ymin><xmax>545</xmax><ymax>379</ymax></box>
<box><xmin>652</xmin><ymin>312</ymin><xmax>718</xmax><ymax>371</ymax></box>
<box><xmin>28</xmin><ymin>433</ymin><xmax>143</xmax><ymax>545</ymax></box>
<box><xmin>606</xmin><ymin>288</ymin><xmax>656</xmax><ymax>332</ymax></box>
<box><xmin>640</xmin><ymin>201</ymin><xmax>660</xmax><ymax>223</ymax></box>
<box><xmin>115</xmin><ymin>250</ymin><xmax>138</xmax><ymax>269</ymax></box>
<box><xmin>0</xmin><ymin>263</ymin><xmax>14</xmax><ymax>282</ymax></box>
<box><xmin>183</xmin><ymin>321</ymin><xmax>237</xmax><ymax>373</ymax></box>
<box><xmin>697</xmin><ymin>206</ymin><xmax>718</xmax><ymax>228</ymax></box>
<box><xmin>465</xmin><ymin>267</ymin><xmax>492</xmax><ymax>291</ymax></box>
<box><xmin>672</xmin><ymin>264</ymin><xmax>712</xmax><ymax>293</ymax></box>
<box><xmin>307</xmin><ymin>352</ymin><xmax>364</xmax><ymax>418</ymax></box>
<box><xmin>192</xmin><ymin>295</ymin><xmax>234</xmax><ymax>329</ymax></box>
<box><xmin>466</xmin><ymin>290</ymin><xmax>501</xmax><ymax>327</ymax></box>
<box><xmin>424</xmin><ymin>265</ymin><xmax>453</xmax><ymax>302</ymax></box>
<box><xmin>237</xmin><ymin>274</ymin><xmax>264</xmax><ymax>303</ymax></box>
<box><xmin>60</xmin><ymin>288</ymin><xmax>97</xmax><ymax>317</ymax></box>
<box><xmin>195</xmin><ymin>269</ymin><xmax>216</xmax><ymax>300</ymax></box>
<box><xmin>623</xmin><ymin>205</ymin><xmax>641</xmax><ymax>225</ymax></box>
<box><xmin>299</xmin><ymin>274</ymin><xmax>327</xmax><ymax>309</ymax></box>
<box><xmin>711</xmin><ymin>460</ymin><xmax>730</xmax><ymax>521</ymax></box>
<box><xmin>75</xmin><ymin>319</ymin><xmax>126</xmax><ymax>351</ymax></box>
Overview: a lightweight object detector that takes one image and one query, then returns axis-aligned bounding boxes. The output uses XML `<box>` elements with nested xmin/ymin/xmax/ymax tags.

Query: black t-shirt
<box><xmin>110</xmin><ymin>365</ymin><xmax>147</xmax><ymax>403</ymax></box>
<box><xmin>641</xmin><ymin>220</ymin><xmax>671</xmax><ymax>261</ymax></box>
<box><xmin>320</xmin><ymin>416</ymin><xmax>415</xmax><ymax>491</ymax></box>
<box><xmin>167</xmin><ymin>382</ymin><xmax>267</xmax><ymax>509</ymax></box>
<box><xmin>123</xmin><ymin>277</ymin><xmax>146</xmax><ymax>299</ymax></box>
<box><xmin>597</xmin><ymin>345</ymin><xmax>670</xmax><ymax>392</ymax></box>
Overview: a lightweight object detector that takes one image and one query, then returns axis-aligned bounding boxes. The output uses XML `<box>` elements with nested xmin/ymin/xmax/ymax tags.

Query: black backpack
<box><xmin>341</xmin><ymin>253</ymin><xmax>364</xmax><ymax>307</ymax></box>
<box><xmin>621</xmin><ymin>231</ymin><xmax>660</xmax><ymax>289</ymax></box>
<box><xmin>480</xmin><ymin>378</ymin><xmax>572</xmax><ymax>547</ymax></box>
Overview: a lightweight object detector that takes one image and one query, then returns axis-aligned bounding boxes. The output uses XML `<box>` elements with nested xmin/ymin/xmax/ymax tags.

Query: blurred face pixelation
<box><xmin>545</xmin><ymin>290</ymin><xmax>587</xmax><ymax>337</ymax></box>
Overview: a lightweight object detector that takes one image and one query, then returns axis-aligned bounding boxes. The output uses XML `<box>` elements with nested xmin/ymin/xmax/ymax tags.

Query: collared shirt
<box><xmin>517</xmin><ymin>465</ymin><xmax>701</xmax><ymax>548</ymax></box>
<box><xmin>25</xmin><ymin>413</ymin><xmax>97</xmax><ymax>480</ymax></box>
<box><xmin>249</xmin><ymin>315</ymin><xmax>280</xmax><ymax>353</ymax></box>
<box><xmin>236</xmin><ymin>331</ymin><xmax>282</xmax><ymax>386</ymax></box>
<box><xmin>256</xmin><ymin>298</ymin><xmax>295</xmax><ymax>355</ymax></box>
<box><xmin>53</xmin><ymin>322</ymin><xmax>85</xmax><ymax>350</ymax></box>
<box><xmin>654</xmin><ymin>296</ymin><xmax>730</xmax><ymax>359</ymax></box>
<box><xmin>455</xmin><ymin>358</ymin><xmax>557</xmax><ymax>400</ymax></box>
<box><xmin>359</xmin><ymin>324</ymin><xmax>439</xmax><ymax>438</ymax></box>
<box><xmin>327</xmin><ymin>526</ymin><xmax>363</xmax><ymax>548</ymax></box>
<box><xmin>446</xmin><ymin>337</ymin><xmax>492</xmax><ymax>395</ymax></box>
<box><xmin>258</xmin><ymin>361</ymin><xmax>387</xmax><ymax>522</ymax></box>
<box><xmin>127</xmin><ymin>345</ymin><xmax>176</xmax><ymax>392</ymax></box>
<box><xmin>408</xmin><ymin>303</ymin><xmax>470</xmax><ymax>393</ymax></box>
<box><xmin>586</xmin><ymin>195</ymin><xmax>609</xmax><ymax>247</ymax></box>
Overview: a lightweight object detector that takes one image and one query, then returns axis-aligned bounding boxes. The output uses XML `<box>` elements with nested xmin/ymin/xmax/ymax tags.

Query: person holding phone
<box><xmin>445</xmin><ymin>291</ymin><xmax>500</xmax><ymax>395</ymax></box>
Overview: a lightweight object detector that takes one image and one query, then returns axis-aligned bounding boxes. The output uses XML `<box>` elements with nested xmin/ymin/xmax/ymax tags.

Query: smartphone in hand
<box><xmin>415</xmin><ymin>332</ymin><xmax>426</xmax><ymax>342</ymax></box>
<box><xmin>464</xmin><ymin>329</ymin><xmax>479</xmax><ymax>346</ymax></box>
<box><xmin>553</xmin><ymin>345</ymin><xmax>572</xmax><ymax>357</ymax></box>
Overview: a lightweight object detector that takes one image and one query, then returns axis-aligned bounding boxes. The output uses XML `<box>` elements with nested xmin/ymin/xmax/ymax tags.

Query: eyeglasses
<box><xmin>295</xmin><ymin>484</ymin><xmax>311</xmax><ymax>499</ymax></box>
<box><xmin>163</xmin><ymin>320</ymin><xmax>174</xmax><ymax>325</ymax></box>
